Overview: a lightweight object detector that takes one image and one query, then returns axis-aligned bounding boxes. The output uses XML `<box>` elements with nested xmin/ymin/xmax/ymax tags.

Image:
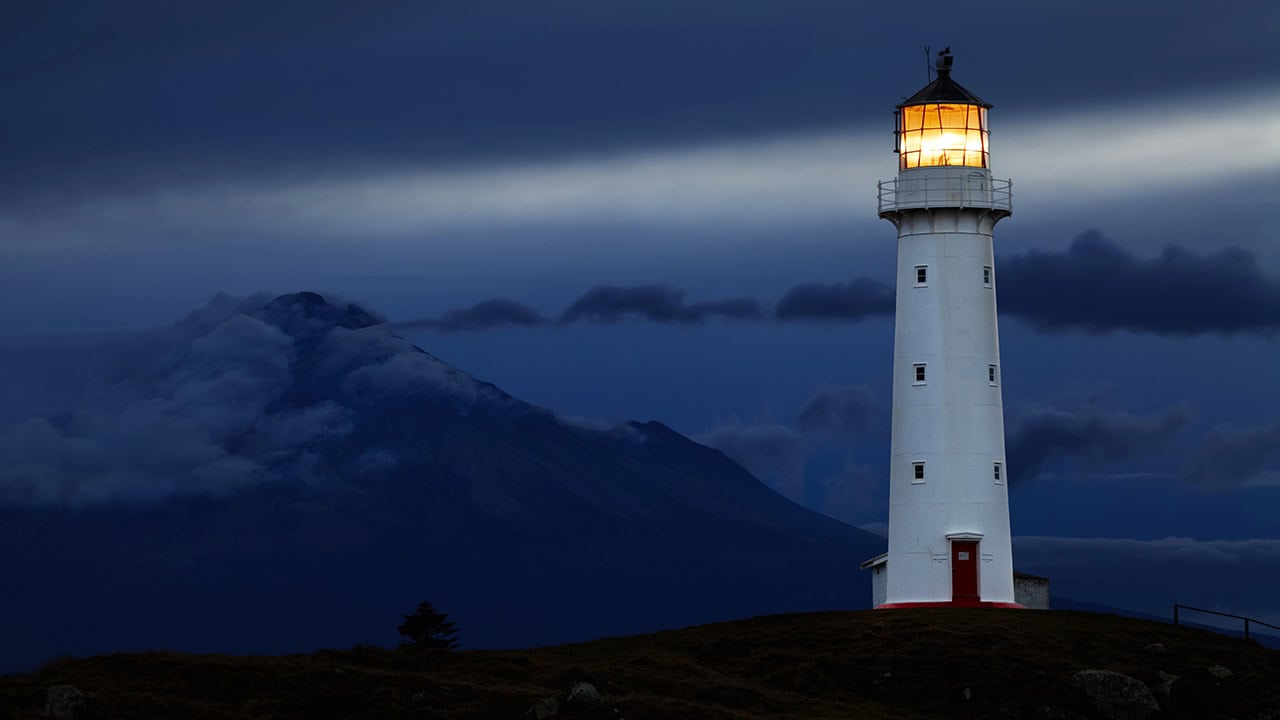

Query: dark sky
<box><xmin>2</xmin><ymin>0</ymin><xmax>1279</xmax><ymax>623</ymax></box>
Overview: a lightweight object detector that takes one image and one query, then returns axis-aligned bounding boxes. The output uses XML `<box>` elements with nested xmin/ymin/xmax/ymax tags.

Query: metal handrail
<box><xmin>877</xmin><ymin>176</ymin><xmax>1013</xmax><ymax>214</ymax></box>
<box><xmin>1173</xmin><ymin>604</ymin><xmax>1280</xmax><ymax>641</ymax></box>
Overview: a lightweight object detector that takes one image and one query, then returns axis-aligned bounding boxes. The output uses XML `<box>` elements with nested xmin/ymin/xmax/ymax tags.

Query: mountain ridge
<box><xmin>0</xmin><ymin>292</ymin><xmax>884</xmax><ymax>672</ymax></box>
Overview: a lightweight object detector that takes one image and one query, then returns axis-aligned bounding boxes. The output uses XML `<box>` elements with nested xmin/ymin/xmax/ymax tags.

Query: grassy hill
<box><xmin>4</xmin><ymin>609</ymin><xmax>1279</xmax><ymax>719</ymax></box>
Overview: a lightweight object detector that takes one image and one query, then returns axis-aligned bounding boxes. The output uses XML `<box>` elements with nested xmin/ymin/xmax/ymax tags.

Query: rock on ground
<box><xmin>1071</xmin><ymin>669</ymin><xmax>1161</xmax><ymax>720</ymax></box>
<box><xmin>1035</xmin><ymin>707</ymin><xmax>1089</xmax><ymax>720</ymax></box>
<box><xmin>1155</xmin><ymin>670</ymin><xmax>1180</xmax><ymax>697</ymax></box>
<box><xmin>566</xmin><ymin>682</ymin><xmax>605</xmax><ymax>711</ymax></box>
<box><xmin>525</xmin><ymin>696</ymin><xmax>561</xmax><ymax>719</ymax></box>
<box><xmin>1208</xmin><ymin>664</ymin><xmax>1234</xmax><ymax>680</ymax></box>
<box><xmin>44</xmin><ymin>685</ymin><xmax>89</xmax><ymax>720</ymax></box>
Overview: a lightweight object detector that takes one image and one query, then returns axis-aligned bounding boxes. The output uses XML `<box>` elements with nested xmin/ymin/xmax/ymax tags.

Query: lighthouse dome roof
<box><xmin>897</xmin><ymin>69</ymin><xmax>991</xmax><ymax>109</ymax></box>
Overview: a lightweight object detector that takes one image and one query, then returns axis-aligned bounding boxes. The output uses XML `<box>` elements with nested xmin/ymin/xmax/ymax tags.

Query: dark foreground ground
<box><xmin>3</xmin><ymin>609</ymin><xmax>1278</xmax><ymax>719</ymax></box>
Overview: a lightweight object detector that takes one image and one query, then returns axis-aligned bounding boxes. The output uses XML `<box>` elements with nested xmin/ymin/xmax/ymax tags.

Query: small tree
<box><xmin>398</xmin><ymin>601</ymin><xmax>459</xmax><ymax>650</ymax></box>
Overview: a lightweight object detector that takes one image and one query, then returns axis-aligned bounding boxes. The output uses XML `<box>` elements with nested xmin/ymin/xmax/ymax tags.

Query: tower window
<box><xmin>988</xmin><ymin>364</ymin><xmax>998</xmax><ymax>385</ymax></box>
<box><xmin>913</xmin><ymin>363</ymin><xmax>927</xmax><ymax>385</ymax></box>
<box><xmin>915</xmin><ymin>265</ymin><xmax>928</xmax><ymax>286</ymax></box>
<box><xmin>983</xmin><ymin>266</ymin><xmax>993</xmax><ymax>287</ymax></box>
<box><xmin>994</xmin><ymin>462</ymin><xmax>1003</xmax><ymax>484</ymax></box>
<box><xmin>912</xmin><ymin>462</ymin><xmax>925</xmax><ymax>482</ymax></box>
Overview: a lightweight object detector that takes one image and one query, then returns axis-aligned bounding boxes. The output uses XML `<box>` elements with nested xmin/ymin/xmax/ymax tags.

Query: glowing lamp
<box><xmin>894</xmin><ymin>52</ymin><xmax>992</xmax><ymax>170</ymax></box>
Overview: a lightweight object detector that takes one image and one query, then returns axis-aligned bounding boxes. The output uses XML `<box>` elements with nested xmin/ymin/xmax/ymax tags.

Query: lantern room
<box><xmin>895</xmin><ymin>49</ymin><xmax>992</xmax><ymax>171</ymax></box>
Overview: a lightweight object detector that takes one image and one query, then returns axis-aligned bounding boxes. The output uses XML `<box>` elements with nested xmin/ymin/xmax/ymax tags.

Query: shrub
<box><xmin>397</xmin><ymin>601</ymin><xmax>460</xmax><ymax>650</ymax></box>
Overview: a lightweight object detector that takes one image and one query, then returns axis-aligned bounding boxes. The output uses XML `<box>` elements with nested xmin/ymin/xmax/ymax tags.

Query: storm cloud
<box><xmin>773</xmin><ymin>279</ymin><xmax>895</xmax><ymax>321</ymax></box>
<box><xmin>999</xmin><ymin>232</ymin><xmax>1280</xmax><ymax>335</ymax></box>
<box><xmin>798</xmin><ymin>385</ymin><xmax>880</xmax><ymax>438</ymax></box>
<box><xmin>699</xmin><ymin>385</ymin><xmax>883</xmax><ymax>507</ymax></box>
<box><xmin>1184</xmin><ymin>420</ymin><xmax>1280</xmax><ymax>489</ymax></box>
<box><xmin>1006</xmin><ymin>403</ymin><xmax>1192</xmax><ymax>484</ymax></box>
<box><xmin>560</xmin><ymin>285</ymin><xmax>764</xmax><ymax>325</ymax></box>
<box><xmin>698</xmin><ymin>423</ymin><xmax>805</xmax><ymax>502</ymax></box>
<box><xmin>394</xmin><ymin>232</ymin><xmax>1280</xmax><ymax>337</ymax></box>
<box><xmin>771</xmin><ymin>233</ymin><xmax>1280</xmax><ymax>336</ymax></box>
<box><xmin>393</xmin><ymin>299</ymin><xmax>548</xmax><ymax>333</ymax></box>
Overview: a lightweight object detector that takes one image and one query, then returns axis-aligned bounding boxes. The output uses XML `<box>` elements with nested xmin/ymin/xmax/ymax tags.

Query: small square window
<box><xmin>913</xmin><ymin>363</ymin><xmax>927</xmax><ymax>384</ymax></box>
<box><xmin>912</xmin><ymin>462</ymin><xmax>925</xmax><ymax>482</ymax></box>
<box><xmin>914</xmin><ymin>265</ymin><xmax>928</xmax><ymax>286</ymax></box>
<box><xmin>988</xmin><ymin>364</ymin><xmax>998</xmax><ymax>385</ymax></box>
<box><xmin>994</xmin><ymin>462</ymin><xmax>1003</xmax><ymax>484</ymax></box>
<box><xmin>983</xmin><ymin>266</ymin><xmax>993</xmax><ymax>287</ymax></box>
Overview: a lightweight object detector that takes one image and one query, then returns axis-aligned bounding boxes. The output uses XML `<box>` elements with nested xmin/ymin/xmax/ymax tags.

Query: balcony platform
<box><xmin>878</xmin><ymin>172</ymin><xmax>1012</xmax><ymax>217</ymax></box>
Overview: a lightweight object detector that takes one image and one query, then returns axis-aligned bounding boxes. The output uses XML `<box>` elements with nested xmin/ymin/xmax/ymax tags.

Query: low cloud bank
<box><xmin>393</xmin><ymin>298</ymin><xmax>548</xmax><ymax>332</ymax></box>
<box><xmin>560</xmin><ymin>285</ymin><xmax>764</xmax><ymax>325</ymax></box>
<box><xmin>774</xmin><ymin>279</ymin><xmax>895</xmax><ymax>321</ymax></box>
<box><xmin>1014</xmin><ymin>535</ymin><xmax>1280</xmax><ymax>626</ymax></box>
<box><xmin>400</xmin><ymin>234</ymin><xmax>1280</xmax><ymax>337</ymax></box>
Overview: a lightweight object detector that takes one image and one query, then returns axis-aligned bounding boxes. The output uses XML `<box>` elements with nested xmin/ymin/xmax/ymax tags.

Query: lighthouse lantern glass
<box><xmin>898</xmin><ymin>103</ymin><xmax>988</xmax><ymax>170</ymax></box>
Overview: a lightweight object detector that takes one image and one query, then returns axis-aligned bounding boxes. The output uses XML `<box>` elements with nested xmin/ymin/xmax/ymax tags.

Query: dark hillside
<box><xmin>0</xmin><ymin>293</ymin><xmax>883</xmax><ymax>671</ymax></box>
<box><xmin>4</xmin><ymin>609</ymin><xmax>1278</xmax><ymax>719</ymax></box>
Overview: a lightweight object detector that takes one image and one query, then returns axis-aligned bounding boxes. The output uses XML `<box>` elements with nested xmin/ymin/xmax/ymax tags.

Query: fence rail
<box><xmin>878</xmin><ymin>176</ymin><xmax>1013</xmax><ymax>215</ymax></box>
<box><xmin>1173</xmin><ymin>604</ymin><xmax>1280</xmax><ymax>641</ymax></box>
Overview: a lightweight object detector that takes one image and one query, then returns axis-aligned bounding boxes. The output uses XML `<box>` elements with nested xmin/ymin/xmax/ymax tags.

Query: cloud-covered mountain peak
<box><xmin>0</xmin><ymin>292</ymin><xmax>519</xmax><ymax>506</ymax></box>
<box><xmin>255</xmin><ymin>291</ymin><xmax>384</xmax><ymax>337</ymax></box>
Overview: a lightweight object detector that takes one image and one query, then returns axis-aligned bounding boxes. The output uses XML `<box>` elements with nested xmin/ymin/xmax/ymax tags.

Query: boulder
<box><xmin>1035</xmin><ymin>706</ymin><xmax>1088</xmax><ymax>720</ymax></box>
<box><xmin>526</xmin><ymin>697</ymin><xmax>561</xmax><ymax>719</ymax></box>
<box><xmin>1143</xmin><ymin>643</ymin><xmax>1166</xmax><ymax>653</ymax></box>
<box><xmin>44</xmin><ymin>685</ymin><xmax>89</xmax><ymax>719</ymax></box>
<box><xmin>1070</xmin><ymin>670</ymin><xmax>1160</xmax><ymax>720</ymax></box>
<box><xmin>1155</xmin><ymin>671</ymin><xmax>1180</xmax><ymax>697</ymax></box>
<box><xmin>565</xmin><ymin>682</ymin><xmax>605</xmax><ymax>711</ymax></box>
<box><xmin>1207</xmin><ymin>665</ymin><xmax>1233</xmax><ymax>680</ymax></box>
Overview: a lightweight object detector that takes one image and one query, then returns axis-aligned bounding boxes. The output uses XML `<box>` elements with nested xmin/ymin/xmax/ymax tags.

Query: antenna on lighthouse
<box><xmin>924</xmin><ymin>45</ymin><xmax>932</xmax><ymax>82</ymax></box>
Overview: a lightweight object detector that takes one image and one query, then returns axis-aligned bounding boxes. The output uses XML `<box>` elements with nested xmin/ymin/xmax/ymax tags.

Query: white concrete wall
<box><xmin>882</xmin><ymin>166</ymin><xmax>1015</xmax><ymax>605</ymax></box>
<box><xmin>872</xmin><ymin>565</ymin><xmax>887</xmax><ymax>608</ymax></box>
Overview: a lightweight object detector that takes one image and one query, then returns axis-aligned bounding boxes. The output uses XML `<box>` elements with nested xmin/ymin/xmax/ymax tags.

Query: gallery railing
<box><xmin>878</xmin><ymin>176</ymin><xmax>1013</xmax><ymax>214</ymax></box>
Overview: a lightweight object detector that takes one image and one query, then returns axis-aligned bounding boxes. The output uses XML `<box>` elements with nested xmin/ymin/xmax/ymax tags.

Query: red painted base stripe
<box><xmin>876</xmin><ymin>601</ymin><xmax>1025</xmax><ymax>609</ymax></box>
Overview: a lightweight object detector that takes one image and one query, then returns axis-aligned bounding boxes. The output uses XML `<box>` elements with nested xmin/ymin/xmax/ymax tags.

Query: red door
<box><xmin>951</xmin><ymin>541</ymin><xmax>979</xmax><ymax>602</ymax></box>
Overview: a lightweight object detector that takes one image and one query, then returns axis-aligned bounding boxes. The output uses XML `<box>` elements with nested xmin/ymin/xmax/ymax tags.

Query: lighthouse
<box><xmin>860</xmin><ymin>50</ymin><xmax>1020</xmax><ymax>608</ymax></box>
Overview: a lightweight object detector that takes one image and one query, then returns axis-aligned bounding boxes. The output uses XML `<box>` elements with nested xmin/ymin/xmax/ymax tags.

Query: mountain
<box><xmin>6</xmin><ymin>609</ymin><xmax>1280</xmax><ymax>719</ymax></box>
<box><xmin>0</xmin><ymin>292</ymin><xmax>884</xmax><ymax>672</ymax></box>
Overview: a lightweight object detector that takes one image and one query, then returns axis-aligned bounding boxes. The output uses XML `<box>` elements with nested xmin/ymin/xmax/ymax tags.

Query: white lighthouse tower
<box><xmin>861</xmin><ymin>50</ymin><xmax>1020</xmax><ymax>608</ymax></box>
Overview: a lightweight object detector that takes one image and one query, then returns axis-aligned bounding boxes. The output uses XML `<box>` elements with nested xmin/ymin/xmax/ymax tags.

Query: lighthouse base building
<box><xmin>860</xmin><ymin>50</ymin><xmax>1046</xmax><ymax>610</ymax></box>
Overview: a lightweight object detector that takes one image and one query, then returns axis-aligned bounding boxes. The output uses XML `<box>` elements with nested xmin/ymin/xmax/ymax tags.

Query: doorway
<box><xmin>951</xmin><ymin>540</ymin><xmax>979</xmax><ymax>601</ymax></box>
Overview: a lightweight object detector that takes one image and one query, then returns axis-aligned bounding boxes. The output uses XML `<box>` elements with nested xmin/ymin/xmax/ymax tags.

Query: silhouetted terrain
<box><xmin>4</xmin><ymin>609</ymin><xmax>1279</xmax><ymax>719</ymax></box>
<box><xmin>0</xmin><ymin>293</ymin><xmax>883</xmax><ymax>671</ymax></box>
